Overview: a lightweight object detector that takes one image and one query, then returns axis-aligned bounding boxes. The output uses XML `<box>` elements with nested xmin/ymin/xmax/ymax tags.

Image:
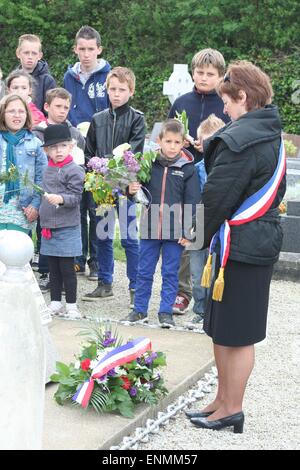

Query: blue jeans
<box><xmin>134</xmin><ymin>239</ymin><xmax>184</xmax><ymax>315</ymax></box>
<box><xmin>76</xmin><ymin>191</ymin><xmax>98</xmax><ymax>268</ymax></box>
<box><xmin>189</xmin><ymin>248</ymin><xmax>210</xmax><ymax>317</ymax></box>
<box><xmin>96</xmin><ymin>198</ymin><xmax>139</xmax><ymax>289</ymax></box>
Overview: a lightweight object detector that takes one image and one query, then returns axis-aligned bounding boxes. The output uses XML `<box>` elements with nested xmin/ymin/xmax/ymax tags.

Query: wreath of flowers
<box><xmin>50</xmin><ymin>322</ymin><xmax>168</xmax><ymax>418</ymax></box>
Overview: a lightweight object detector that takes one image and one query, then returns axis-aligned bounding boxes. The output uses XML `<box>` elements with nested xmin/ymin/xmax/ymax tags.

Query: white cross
<box><xmin>163</xmin><ymin>64</ymin><xmax>194</xmax><ymax>105</ymax></box>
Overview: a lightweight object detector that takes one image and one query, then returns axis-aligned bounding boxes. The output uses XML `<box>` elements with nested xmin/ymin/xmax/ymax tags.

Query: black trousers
<box><xmin>48</xmin><ymin>256</ymin><xmax>77</xmax><ymax>304</ymax></box>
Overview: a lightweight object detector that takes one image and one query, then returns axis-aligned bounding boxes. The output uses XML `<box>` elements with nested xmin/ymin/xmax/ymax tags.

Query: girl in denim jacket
<box><xmin>0</xmin><ymin>94</ymin><xmax>47</xmax><ymax>233</ymax></box>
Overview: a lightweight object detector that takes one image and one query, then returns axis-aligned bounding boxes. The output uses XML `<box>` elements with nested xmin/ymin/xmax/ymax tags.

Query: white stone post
<box><xmin>0</xmin><ymin>230</ymin><xmax>45</xmax><ymax>450</ymax></box>
<box><xmin>163</xmin><ymin>64</ymin><xmax>194</xmax><ymax>104</ymax></box>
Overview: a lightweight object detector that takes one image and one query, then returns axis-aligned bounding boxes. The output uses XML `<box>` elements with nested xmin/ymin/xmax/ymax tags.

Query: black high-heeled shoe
<box><xmin>190</xmin><ymin>411</ymin><xmax>244</xmax><ymax>434</ymax></box>
<box><xmin>185</xmin><ymin>409</ymin><xmax>215</xmax><ymax>419</ymax></box>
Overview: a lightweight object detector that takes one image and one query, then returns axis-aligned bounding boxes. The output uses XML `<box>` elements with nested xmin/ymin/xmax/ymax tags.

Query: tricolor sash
<box><xmin>73</xmin><ymin>337</ymin><xmax>152</xmax><ymax>408</ymax></box>
<box><xmin>201</xmin><ymin>138</ymin><xmax>286</xmax><ymax>301</ymax></box>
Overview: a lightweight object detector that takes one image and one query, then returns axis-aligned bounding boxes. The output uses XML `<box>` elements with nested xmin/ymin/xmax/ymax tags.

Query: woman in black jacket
<box><xmin>186</xmin><ymin>61</ymin><xmax>286</xmax><ymax>433</ymax></box>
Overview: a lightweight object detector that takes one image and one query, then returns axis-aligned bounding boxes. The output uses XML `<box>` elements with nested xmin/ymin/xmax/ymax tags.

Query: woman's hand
<box><xmin>128</xmin><ymin>182</ymin><xmax>141</xmax><ymax>195</ymax></box>
<box><xmin>45</xmin><ymin>193</ymin><xmax>64</xmax><ymax>206</ymax></box>
<box><xmin>193</xmin><ymin>139</ymin><xmax>203</xmax><ymax>153</ymax></box>
<box><xmin>23</xmin><ymin>205</ymin><xmax>39</xmax><ymax>222</ymax></box>
<box><xmin>178</xmin><ymin>237</ymin><xmax>191</xmax><ymax>247</ymax></box>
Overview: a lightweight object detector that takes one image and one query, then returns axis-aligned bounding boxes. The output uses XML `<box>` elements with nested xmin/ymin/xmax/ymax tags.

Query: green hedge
<box><xmin>0</xmin><ymin>0</ymin><xmax>299</xmax><ymax>133</ymax></box>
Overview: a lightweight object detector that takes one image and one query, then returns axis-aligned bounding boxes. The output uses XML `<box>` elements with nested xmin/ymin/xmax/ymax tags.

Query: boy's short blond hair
<box><xmin>46</xmin><ymin>87</ymin><xmax>72</xmax><ymax>105</ymax></box>
<box><xmin>17</xmin><ymin>34</ymin><xmax>42</xmax><ymax>51</ymax></box>
<box><xmin>106</xmin><ymin>67</ymin><xmax>136</xmax><ymax>94</ymax></box>
<box><xmin>192</xmin><ymin>48</ymin><xmax>226</xmax><ymax>76</ymax></box>
<box><xmin>197</xmin><ymin>114</ymin><xmax>225</xmax><ymax>139</ymax></box>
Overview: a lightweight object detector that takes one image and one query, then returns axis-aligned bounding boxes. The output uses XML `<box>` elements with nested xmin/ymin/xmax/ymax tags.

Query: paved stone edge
<box><xmin>99</xmin><ymin>358</ymin><xmax>214</xmax><ymax>450</ymax></box>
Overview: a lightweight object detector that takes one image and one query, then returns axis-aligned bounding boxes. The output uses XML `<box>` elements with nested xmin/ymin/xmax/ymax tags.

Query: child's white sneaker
<box><xmin>63</xmin><ymin>303</ymin><xmax>82</xmax><ymax>320</ymax></box>
<box><xmin>48</xmin><ymin>301</ymin><xmax>65</xmax><ymax>316</ymax></box>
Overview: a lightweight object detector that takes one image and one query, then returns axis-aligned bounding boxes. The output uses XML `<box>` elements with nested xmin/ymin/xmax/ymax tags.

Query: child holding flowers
<box><xmin>39</xmin><ymin>124</ymin><xmax>85</xmax><ymax>319</ymax></box>
<box><xmin>82</xmin><ymin>66</ymin><xmax>146</xmax><ymax>308</ymax></box>
<box><xmin>125</xmin><ymin>119</ymin><xmax>201</xmax><ymax>328</ymax></box>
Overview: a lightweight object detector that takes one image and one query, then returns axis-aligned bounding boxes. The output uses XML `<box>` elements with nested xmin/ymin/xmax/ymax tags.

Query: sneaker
<box><xmin>74</xmin><ymin>263</ymin><xmax>86</xmax><ymax>275</ymax></box>
<box><xmin>121</xmin><ymin>311</ymin><xmax>148</xmax><ymax>323</ymax></box>
<box><xmin>31</xmin><ymin>253</ymin><xmax>39</xmax><ymax>271</ymax></box>
<box><xmin>185</xmin><ymin>315</ymin><xmax>204</xmax><ymax>330</ymax></box>
<box><xmin>48</xmin><ymin>301</ymin><xmax>64</xmax><ymax>316</ymax></box>
<box><xmin>129</xmin><ymin>289</ymin><xmax>135</xmax><ymax>309</ymax></box>
<box><xmin>63</xmin><ymin>304</ymin><xmax>82</xmax><ymax>320</ymax></box>
<box><xmin>158</xmin><ymin>313</ymin><xmax>175</xmax><ymax>328</ymax></box>
<box><xmin>172</xmin><ymin>295</ymin><xmax>190</xmax><ymax>315</ymax></box>
<box><xmin>88</xmin><ymin>261</ymin><xmax>98</xmax><ymax>281</ymax></box>
<box><xmin>39</xmin><ymin>273</ymin><xmax>50</xmax><ymax>293</ymax></box>
<box><xmin>81</xmin><ymin>281</ymin><xmax>113</xmax><ymax>301</ymax></box>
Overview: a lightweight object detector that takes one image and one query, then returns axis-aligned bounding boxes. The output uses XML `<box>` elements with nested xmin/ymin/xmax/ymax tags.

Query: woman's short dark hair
<box><xmin>217</xmin><ymin>60</ymin><xmax>274</xmax><ymax>111</ymax></box>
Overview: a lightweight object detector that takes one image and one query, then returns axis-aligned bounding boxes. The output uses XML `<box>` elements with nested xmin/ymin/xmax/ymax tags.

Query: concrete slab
<box><xmin>43</xmin><ymin>319</ymin><xmax>213</xmax><ymax>450</ymax></box>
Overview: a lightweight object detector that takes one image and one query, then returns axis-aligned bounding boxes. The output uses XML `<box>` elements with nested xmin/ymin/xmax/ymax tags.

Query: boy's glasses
<box><xmin>5</xmin><ymin>109</ymin><xmax>26</xmax><ymax>116</ymax></box>
<box><xmin>223</xmin><ymin>74</ymin><xmax>230</xmax><ymax>83</ymax></box>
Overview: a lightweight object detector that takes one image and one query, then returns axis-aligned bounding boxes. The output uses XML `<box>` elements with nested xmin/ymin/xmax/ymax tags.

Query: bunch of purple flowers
<box><xmin>84</xmin><ymin>144</ymin><xmax>157</xmax><ymax>214</ymax></box>
<box><xmin>87</xmin><ymin>157</ymin><xmax>109</xmax><ymax>174</ymax></box>
<box><xmin>123</xmin><ymin>150</ymin><xmax>141</xmax><ymax>174</ymax></box>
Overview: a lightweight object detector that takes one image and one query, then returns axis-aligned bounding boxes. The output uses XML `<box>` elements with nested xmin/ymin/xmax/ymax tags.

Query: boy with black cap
<box><xmin>39</xmin><ymin>124</ymin><xmax>85</xmax><ymax>319</ymax></box>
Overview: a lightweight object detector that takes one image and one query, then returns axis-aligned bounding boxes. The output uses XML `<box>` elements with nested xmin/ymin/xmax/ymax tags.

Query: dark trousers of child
<box><xmin>96</xmin><ymin>198</ymin><xmax>139</xmax><ymax>289</ymax></box>
<box><xmin>48</xmin><ymin>256</ymin><xmax>77</xmax><ymax>303</ymax></box>
<box><xmin>134</xmin><ymin>239</ymin><xmax>184</xmax><ymax>315</ymax></box>
<box><xmin>75</xmin><ymin>190</ymin><xmax>98</xmax><ymax>270</ymax></box>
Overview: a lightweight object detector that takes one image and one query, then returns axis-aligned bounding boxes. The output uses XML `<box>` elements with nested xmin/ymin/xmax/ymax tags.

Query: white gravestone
<box><xmin>0</xmin><ymin>230</ymin><xmax>45</xmax><ymax>449</ymax></box>
<box><xmin>144</xmin><ymin>64</ymin><xmax>194</xmax><ymax>150</ymax></box>
<box><xmin>163</xmin><ymin>64</ymin><xmax>193</xmax><ymax>105</ymax></box>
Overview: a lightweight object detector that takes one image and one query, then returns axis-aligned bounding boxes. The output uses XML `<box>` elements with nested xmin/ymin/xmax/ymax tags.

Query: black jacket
<box><xmin>139</xmin><ymin>150</ymin><xmax>202</xmax><ymax>240</ymax></box>
<box><xmin>202</xmin><ymin>105</ymin><xmax>286</xmax><ymax>265</ymax></box>
<box><xmin>85</xmin><ymin>103</ymin><xmax>146</xmax><ymax>163</ymax></box>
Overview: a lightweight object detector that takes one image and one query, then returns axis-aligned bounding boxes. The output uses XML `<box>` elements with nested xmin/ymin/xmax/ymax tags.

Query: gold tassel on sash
<box><xmin>212</xmin><ymin>267</ymin><xmax>225</xmax><ymax>302</ymax></box>
<box><xmin>201</xmin><ymin>253</ymin><xmax>213</xmax><ymax>288</ymax></box>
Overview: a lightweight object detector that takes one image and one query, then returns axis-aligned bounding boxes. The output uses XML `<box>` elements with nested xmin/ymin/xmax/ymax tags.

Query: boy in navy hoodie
<box><xmin>64</xmin><ymin>25</ymin><xmax>111</xmax><ymax>279</ymax></box>
<box><xmin>168</xmin><ymin>48</ymin><xmax>230</xmax><ymax>315</ymax></box>
<box><xmin>16</xmin><ymin>34</ymin><xmax>56</xmax><ymax>112</ymax></box>
<box><xmin>123</xmin><ymin>119</ymin><xmax>201</xmax><ymax>328</ymax></box>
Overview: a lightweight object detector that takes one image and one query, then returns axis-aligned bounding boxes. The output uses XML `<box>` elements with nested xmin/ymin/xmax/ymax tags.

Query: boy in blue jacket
<box><xmin>124</xmin><ymin>119</ymin><xmax>201</xmax><ymax>328</ymax></box>
<box><xmin>63</xmin><ymin>25</ymin><xmax>111</xmax><ymax>127</ymax></box>
<box><xmin>64</xmin><ymin>25</ymin><xmax>111</xmax><ymax>279</ymax></box>
<box><xmin>168</xmin><ymin>48</ymin><xmax>230</xmax><ymax>315</ymax></box>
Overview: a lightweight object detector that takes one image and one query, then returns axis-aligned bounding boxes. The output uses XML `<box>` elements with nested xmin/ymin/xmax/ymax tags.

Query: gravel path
<box><xmin>42</xmin><ymin>263</ymin><xmax>300</xmax><ymax>450</ymax></box>
<box><xmin>138</xmin><ymin>278</ymin><xmax>300</xmax><ymax>450</ymax></box>
<box><xmin>43</xmin><ymin>259</ymin><xmax>201</xmax><ymax>329</ymax></box>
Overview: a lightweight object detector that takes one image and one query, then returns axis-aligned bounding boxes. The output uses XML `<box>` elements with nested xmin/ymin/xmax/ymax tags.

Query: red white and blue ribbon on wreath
<box><xmin>202</xmin><ymin>138</ymin><xmax>286</xmax><ymax>301</ymax></box>
<box><xmin>73</xmin><ymin>337</ymin><xmax>152</xmax><ymax>408</ymax></box>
